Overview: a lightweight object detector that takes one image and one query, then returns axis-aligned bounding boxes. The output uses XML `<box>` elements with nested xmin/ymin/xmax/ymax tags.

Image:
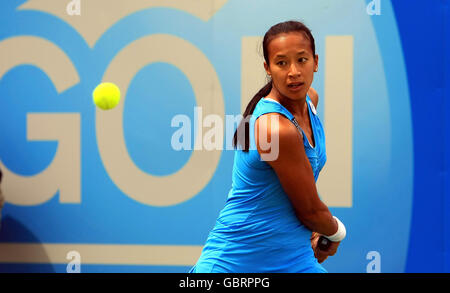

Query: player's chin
<box><xmin>282</xmin><ymin>88</ymin><xmax>307</xmax><ymax>100</ymax></box>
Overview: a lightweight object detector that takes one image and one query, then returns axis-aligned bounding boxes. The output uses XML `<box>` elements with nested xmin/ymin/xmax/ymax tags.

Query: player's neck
<box><xmin>266</xmin><ymin>87</ymin><xmax>307</xmax><ymax>119</ymax></box>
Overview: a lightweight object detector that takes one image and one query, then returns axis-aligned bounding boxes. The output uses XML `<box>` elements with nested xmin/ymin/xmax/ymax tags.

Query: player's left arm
<box><xmin>307</xmin><ymin>87</ymin><xmax>341</xmax><ymax>263</ymax></box>
<box><xmin>307</xmin><ymin>87</ymin><xmax>319</xmax><ymax>108</ymax></box>
<box><xmin>307</xmin><ymin>87</ymin><xmax>326</xmax><ymax>262</ymax></box>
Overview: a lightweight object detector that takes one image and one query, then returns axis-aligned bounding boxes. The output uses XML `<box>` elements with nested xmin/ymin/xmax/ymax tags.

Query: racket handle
<box><xmin>318</xmin><ymin>235</ymin><xmax>331</xmax><ymax>250</ymax></box>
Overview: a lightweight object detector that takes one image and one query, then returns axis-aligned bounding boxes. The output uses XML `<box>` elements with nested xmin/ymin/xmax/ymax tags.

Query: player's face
<box><xmin>264</xmin><ymin>32</ymin><xmax>318</xmax><ymax>100</ymax></box>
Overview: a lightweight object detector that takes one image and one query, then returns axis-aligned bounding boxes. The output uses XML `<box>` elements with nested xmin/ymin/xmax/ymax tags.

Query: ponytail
<box><xmin>232</xmin><ymin>81</ymin><xmax>272</xmax><ymax>152</ymax></box>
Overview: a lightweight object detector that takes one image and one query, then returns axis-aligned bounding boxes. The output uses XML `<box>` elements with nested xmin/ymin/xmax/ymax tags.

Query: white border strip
<box><xmin>317</xmin><ymin>35</ymin><xmax>354</xmax><ymax>207</ymax></box>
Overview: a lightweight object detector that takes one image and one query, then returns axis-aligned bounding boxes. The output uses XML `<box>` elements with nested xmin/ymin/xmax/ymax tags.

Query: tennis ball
<box><xmin>92</xmin><ymin>82</ymin><xmax>121</xmax><ymax>110</ymax></box>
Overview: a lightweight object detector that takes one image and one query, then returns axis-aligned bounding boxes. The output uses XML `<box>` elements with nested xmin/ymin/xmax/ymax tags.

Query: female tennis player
<box><xmin>189</xmin><ymin>20</ymin><xmax>346</xmax><ymax>273</ymax></box>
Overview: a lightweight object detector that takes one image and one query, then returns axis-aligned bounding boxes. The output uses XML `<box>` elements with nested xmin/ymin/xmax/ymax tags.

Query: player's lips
<box><xmin>287</xmin><ymin>82</ymin><xmax>304</xmax><ymax>90</ymax></box>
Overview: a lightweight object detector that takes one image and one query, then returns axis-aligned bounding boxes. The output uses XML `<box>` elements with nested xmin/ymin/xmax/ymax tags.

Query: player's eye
<box><xmin>276</xmin><ymin>60</ymin><xmax>287</xmax><ymax>66</ymax></box>
<box><xmin>298</xmin><ymin>57</ymin><xmax>307</xmax><ymax>63</ymax></box>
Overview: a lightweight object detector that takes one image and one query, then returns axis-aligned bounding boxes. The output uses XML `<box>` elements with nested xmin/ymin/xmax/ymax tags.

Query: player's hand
<box><xmin>310</xmin><ymin>232</ymin><xmax>341</xmax><ymax>263</ymax></box>
<box><xmin>310</xmin><ymin>232</ymin><xmax>328</xmax><ymax>263</ymax></box>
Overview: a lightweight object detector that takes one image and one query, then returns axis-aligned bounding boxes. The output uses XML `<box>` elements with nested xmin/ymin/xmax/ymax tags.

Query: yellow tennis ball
<box><xmin>92</xmin><ymin>82</ymin><xmax>121</xmax><ymax>110</ymax></box>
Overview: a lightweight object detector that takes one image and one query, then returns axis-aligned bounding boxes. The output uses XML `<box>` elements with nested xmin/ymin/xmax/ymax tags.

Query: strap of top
<box><xmin>254</xmin><ymin>99</ymin><xmax>292</xmax><ymax>119</ymax></box>
<box><xmin>256</xmin><ymin>96</ymin><xmax>314</xmax><ymax>137</ymax></box>
<box><xmin>291</xmin><ymin>117</ymin><xmax>304</xmax><ymax>135</ymax></box>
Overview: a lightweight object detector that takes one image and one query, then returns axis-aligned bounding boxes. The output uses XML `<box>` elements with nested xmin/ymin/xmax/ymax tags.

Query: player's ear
<box><xmin>264</xmin><ymin>61</ymin><xmax>271</xmax><ymax>77</ymax></box>
<box><xmin>314</xmin><ymin>54</ymin><xmax>319</xmax><ymax>72</ymax></box>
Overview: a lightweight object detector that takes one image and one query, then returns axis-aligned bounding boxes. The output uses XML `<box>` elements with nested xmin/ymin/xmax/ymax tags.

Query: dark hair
<box><xmin>232</xmin><ymin>20</ymin><xmax>316</xmax><ymax>151</ymax></box>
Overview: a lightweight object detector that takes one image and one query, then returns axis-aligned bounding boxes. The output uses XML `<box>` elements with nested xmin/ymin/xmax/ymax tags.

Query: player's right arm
<box><xmin>255</xmin><ymin>113</ymin><xmax>338</xmax><ymax>236</ymax></box>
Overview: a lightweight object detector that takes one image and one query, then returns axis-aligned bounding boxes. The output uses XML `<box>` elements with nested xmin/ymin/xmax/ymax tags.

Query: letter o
<box><xmin>97</xmin><ymin>34</ymin><xmax>224</xmax><ymax>206</ymax></box>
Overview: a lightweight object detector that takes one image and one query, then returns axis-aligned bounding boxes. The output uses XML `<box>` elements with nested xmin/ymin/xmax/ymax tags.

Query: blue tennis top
<box><xmin>190</xmin><ymin>95</ymin><xmax>327</xmax><ymax>273</ymax></box>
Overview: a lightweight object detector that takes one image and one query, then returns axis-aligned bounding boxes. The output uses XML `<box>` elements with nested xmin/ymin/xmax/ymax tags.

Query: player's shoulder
<box><xmin>255</xmin><ymin>113</ymin><xmax>303</xmax><ymax>162</ymax></box>
<box><xmin>307</xmin><ymin>87</ymin><xmax>319</xmax><ymax>108</ymax></box>
<box><xmin>255</xmin><ymin>113</ymin><xmax>301</xmax><ymax>145</ymax></box>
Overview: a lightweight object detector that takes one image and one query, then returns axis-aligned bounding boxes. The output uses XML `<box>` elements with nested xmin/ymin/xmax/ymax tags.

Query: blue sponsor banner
<box><xmin>0</xmin><ymin>0</ymin><xmax>448</xmax><ymax>272</ymax></box>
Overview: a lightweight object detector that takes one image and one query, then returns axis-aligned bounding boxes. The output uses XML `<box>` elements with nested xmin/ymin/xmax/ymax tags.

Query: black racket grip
<box><xmin>317</xmin><ymin>235</ymin><xmax>331</xmax><ymax>250</ymax></box>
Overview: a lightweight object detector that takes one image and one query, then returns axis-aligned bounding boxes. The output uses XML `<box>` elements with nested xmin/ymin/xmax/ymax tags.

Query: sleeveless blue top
<box><xmin>190</xmin><ymin>95</ymin><xmax>327</xmax><ymax>273</ymax></box>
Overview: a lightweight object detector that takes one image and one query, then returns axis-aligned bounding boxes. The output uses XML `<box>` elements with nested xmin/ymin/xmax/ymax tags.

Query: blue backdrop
<box><xmin>0</xmin><ymin>0</ymin><xmax>448</xmax><ymax>273</ymax></box>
